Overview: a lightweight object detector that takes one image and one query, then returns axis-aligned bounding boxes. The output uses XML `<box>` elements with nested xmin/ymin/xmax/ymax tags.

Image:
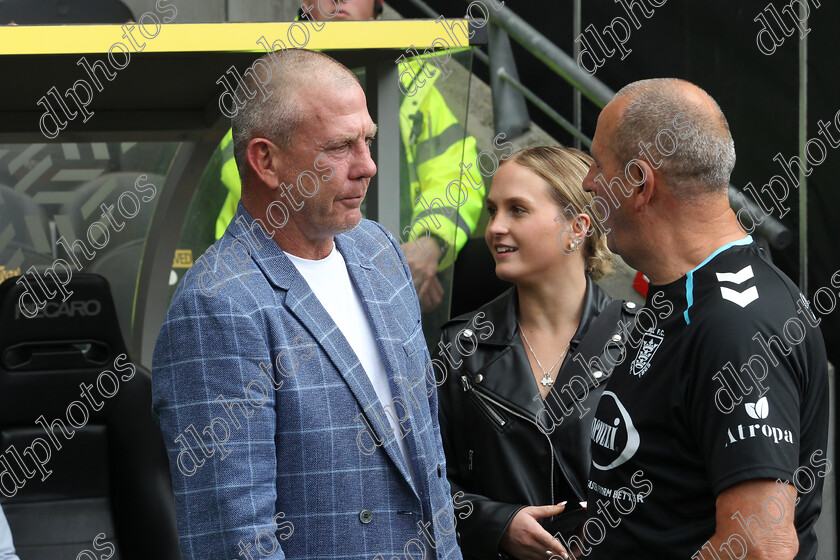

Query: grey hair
<box><xmin>231</xmin><ymin>49</ymin><xmax>358</xmax><ymax>181</ymax></box>
<box><xmin>611</xmin><ymin>78</ymin><xmax>736</xmax><ymax>196</ymax></box>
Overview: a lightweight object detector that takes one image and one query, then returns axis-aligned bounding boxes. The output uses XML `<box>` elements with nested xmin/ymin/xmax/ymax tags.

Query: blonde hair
<box><xmin>504</xmin><ymin>146</ymin><xmax>613</xmax><ymax>281</ymax></box>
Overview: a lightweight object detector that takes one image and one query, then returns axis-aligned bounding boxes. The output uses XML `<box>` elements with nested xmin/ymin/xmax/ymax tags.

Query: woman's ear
<box><xmin>571</xmin><ymin>212</ymin><xmax>592</xmax><ymax>242</ymax></box>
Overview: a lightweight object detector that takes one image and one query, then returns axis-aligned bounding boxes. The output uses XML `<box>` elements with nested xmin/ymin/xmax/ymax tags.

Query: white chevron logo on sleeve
<box><xmin>716</xmin><ymin>265</ymin><xmax>754</xmax><ymax>284</ymax></box>
<box><xmin>720</xmin><ymin>286</ymin><xmax>759</xmax><ymax>307</ymax></box>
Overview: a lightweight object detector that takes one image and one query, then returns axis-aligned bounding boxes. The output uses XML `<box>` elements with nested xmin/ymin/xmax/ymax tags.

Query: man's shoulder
<box><xmin>693</xmin><ymin>243</ymin><xmax>801</xmax><ymax>324</ymax></box>
<box><xmin>154</xmin><ymin>236</ymin><xmax>282</xmax><ymax>367</ymax></box>
<box><xmin>169</xmin><ymin>235</ymin><xmax>268</xmax><ymax>312</ymax></box>
<box><xmin>684</xmin><ymin>243</ymin><xmax>822</xmax><ymax>367</ymax></box>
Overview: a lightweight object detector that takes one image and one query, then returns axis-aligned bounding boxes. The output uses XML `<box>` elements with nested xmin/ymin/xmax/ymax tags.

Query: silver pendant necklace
<box><xmin>518</xmin><ymin>321</ymin><xmax>570</xmax><ymax>388</ymax></box>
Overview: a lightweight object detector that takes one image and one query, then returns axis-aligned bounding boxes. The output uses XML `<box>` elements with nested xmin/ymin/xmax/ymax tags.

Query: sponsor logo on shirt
<box><xmin>591</xmin><ymin>417</ymin><xmax>619</xmax><ymax>452</ymax></box>
<box><xmin>745</xmin><ymin>396</ymin><xmax>769</xmax><ymax>419</ymax></box>
<box><xmin>629</xmin><ymin>328</ymin><xmax>664</xmax><ymax>377</ymax></box>
<box><xmin>592</xmin><ymin>391</ymin><xmax>640</xmax><ymax>470</ymax></box>
<box><xmin>725</xmin><ymin>396</ymin><xmax>795</xmax><ymax>447</ymax></box>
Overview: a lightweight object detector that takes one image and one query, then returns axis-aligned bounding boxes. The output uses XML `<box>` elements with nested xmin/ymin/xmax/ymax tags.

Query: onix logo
<box><xmin>592</xmin><ymin>391</ymin><xmax>640</xmax><ymax>471</ymax></box>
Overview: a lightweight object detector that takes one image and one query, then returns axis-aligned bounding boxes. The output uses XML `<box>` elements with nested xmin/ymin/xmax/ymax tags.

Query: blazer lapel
<box><xmin>336</xmin><ymin>233</ymin><xmax>425</xmax><ymax>497</ymax></box>
<box><xmin>473</xmin><ymin>279</ymin><xmax>609</xmax><ymax>420</ymax></box>
<box><xmin>463</xmin><ymin>288</ymin><xmax>546</xmax><ymax>419</ymax></box>
<box><xmin>283</xmin><ymin>276</ymin><xmax>378</xmax><ymax>411</ymax></box>
<box><xmin>288</xmin><ymin>269</ymin><xmax>420</xmax><ymax>495</ymax></box>
<box><xmin>234</xmin><ymin>208</ymin><xmax>419</xmax><ymax>497</ymax></box>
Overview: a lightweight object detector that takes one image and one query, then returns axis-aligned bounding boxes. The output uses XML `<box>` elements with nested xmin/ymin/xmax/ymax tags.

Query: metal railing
<box><xmin>398</xmin><ymin>3</ymin><xmax>830</xmax><ymax>556</ymax></box>
<box><xmin>400</xmin><ymin>0</ymin><xmax>792</xmax><ymax>250</ymax></box>
<box><xmin>395</xmin><ymin>0</ymin><xmax>831</xmax><ymax>547</ymax></box>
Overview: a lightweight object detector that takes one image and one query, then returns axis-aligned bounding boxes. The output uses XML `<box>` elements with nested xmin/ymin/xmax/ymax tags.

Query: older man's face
<box><xmin>583</xmin><ymin>97</ymin><xmax>631</xmax><ymax>256</ymax></box>
<box><xmin>278</xmin><ymin>81</ymin><xmax>377</xmax><ymax>241</ymax></box>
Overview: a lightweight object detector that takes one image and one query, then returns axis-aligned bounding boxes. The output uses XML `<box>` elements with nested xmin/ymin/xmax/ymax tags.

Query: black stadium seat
<box><xmin>0</xmin><ymin>273</ymin><xmax>179</xmax><ymax>559</ymax></box>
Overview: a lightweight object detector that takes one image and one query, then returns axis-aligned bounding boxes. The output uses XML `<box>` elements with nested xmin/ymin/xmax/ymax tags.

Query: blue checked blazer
<box><xmin>152</xmin><ymin>204</ymin><xmax>463</xmax><ymax>560</ymax></box>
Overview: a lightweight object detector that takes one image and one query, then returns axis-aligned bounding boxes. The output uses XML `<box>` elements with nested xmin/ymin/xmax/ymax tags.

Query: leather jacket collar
<box><xmin>444</xmin><ymin>276</ymin><xmax>612</xmax><ymax>420</ymax></box>
<box><xmin>461</xmin><ymin>274</ymin><xmax>611</xmax><ymax>348</ymax></box>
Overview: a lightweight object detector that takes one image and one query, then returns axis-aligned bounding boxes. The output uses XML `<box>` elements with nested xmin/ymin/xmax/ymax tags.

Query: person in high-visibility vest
<box><xmin>214</xmin><ymin>0</ymin><xmax>485</xmax><ymax>315</ymax></box>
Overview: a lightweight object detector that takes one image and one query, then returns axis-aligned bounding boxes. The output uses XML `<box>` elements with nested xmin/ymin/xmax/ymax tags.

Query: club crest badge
<box><xmin>630</xmin><ymin>328</ymin><xmax>664</xmax><ymax>377</ymax></box>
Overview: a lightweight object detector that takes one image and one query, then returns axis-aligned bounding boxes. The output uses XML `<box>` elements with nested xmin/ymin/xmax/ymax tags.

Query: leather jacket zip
<box><xmin>531</xmin><ymin>391</ymin><xmax>586</xmax><ymax>502</ymax></box>
<box><xmin>462</xmin><ymin>375</ymin><xmax>555</xmax><ymax>505</ymax></box>
<box><xmin>468</xmin><ymin>391</ymin><xmax>507</xmax><ymax>427</ymax></box>
<box><xmin>461</xmin><ymin>374</ymin><xmax>507</xmax><ymax>427</ymax></box>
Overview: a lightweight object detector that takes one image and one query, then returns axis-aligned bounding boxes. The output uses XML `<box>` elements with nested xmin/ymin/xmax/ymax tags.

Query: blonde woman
<box><xmin>438</xmin><ymin>147</ymin><xmax>635</xmax><ymax>559</ymax></box>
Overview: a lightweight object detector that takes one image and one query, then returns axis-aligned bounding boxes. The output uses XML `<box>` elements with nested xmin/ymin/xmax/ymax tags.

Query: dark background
<box><xmin>394</xmin><ymin>0</ymin><xmax>840</xmax><ymax>527</ymax></box>
<box><xmin>393</xmin><ymin>0</ymin><xmax>840</xmax><ymax>372</ymax></box>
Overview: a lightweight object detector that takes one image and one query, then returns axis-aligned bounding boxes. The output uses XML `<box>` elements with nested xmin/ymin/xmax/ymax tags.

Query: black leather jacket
<box><xmin>438</xmin><ymin>277</ymin><xmax>638</xmax><ymax>559</ymax></box>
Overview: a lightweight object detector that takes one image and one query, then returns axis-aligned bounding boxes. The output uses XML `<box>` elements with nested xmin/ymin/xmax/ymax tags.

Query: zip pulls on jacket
<box><xmin>460</xmin><ymin>375</ymin><xmax>506</xmax><ymax>426</ymax></box>
<box><xmin>460</xmin><ymin>374</ymin><xmax>555</xmax><ymax>506</ymax></box>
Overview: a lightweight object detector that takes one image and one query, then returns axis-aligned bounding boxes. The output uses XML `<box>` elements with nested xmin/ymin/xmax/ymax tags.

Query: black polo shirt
<box><xmin>585</xmin><ymin>238</ymin><xmax>829</xmax><ymax>559</ymax></box>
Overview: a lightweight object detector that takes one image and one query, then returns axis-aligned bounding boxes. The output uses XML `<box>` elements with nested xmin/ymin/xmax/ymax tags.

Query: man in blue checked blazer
<box><xmin>152</xmin><ymin>50</ymin><xmax>464</xmax><ymax>560</ymax></box>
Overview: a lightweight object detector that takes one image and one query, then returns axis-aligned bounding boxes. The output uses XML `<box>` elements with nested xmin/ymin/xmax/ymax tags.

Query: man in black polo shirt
<box><xmin>575</xmin><ymin>78</ymin><xmax>829</xmax><ymax>559</ymax></box>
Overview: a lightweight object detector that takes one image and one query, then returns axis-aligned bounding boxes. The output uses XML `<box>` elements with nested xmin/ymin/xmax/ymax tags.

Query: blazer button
<box><xmin>359</xmin><ymin>509</ymin><xmax>373</xmax><ymax>524</ymax></box>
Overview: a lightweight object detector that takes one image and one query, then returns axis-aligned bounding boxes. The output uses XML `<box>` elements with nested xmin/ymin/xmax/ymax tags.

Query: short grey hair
<box><xmin>231</xmin><ymin>49</ymin><xmax>358</xmax><ymax>181</ymax></box>
<box><xmin>611</xmin><ymin>78</ymin><xmax>736</xmax><ymax>196</ymax></box>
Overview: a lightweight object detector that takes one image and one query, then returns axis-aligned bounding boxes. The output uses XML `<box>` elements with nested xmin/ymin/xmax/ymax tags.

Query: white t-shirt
<box><xmin>286</xmin><ymin>242</ymin><xmax>416</xmax><ymax>486</ymax></box>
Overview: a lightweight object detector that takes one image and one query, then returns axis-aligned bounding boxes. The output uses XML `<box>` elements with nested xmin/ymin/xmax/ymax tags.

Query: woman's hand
<box><xmin>500</xmin><ymin>503</ymin><xmax>570</xmax><ymax>560</ymax></box>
